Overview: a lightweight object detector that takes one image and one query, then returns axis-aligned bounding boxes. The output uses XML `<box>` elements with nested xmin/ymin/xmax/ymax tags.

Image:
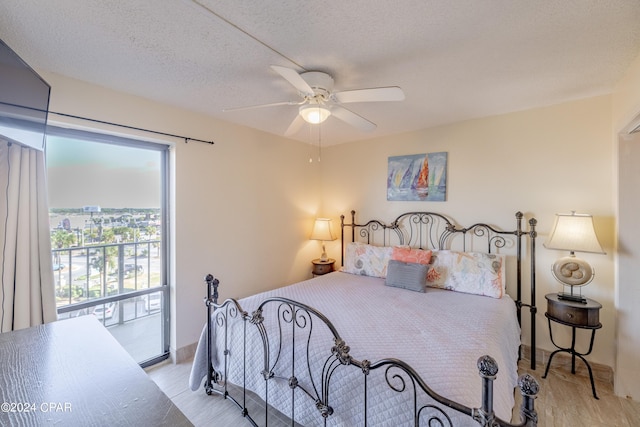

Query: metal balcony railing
<box><xmin>52</xmin><ymin>240</ymin><xmax>164</xmax><ymax>318</ymax></box>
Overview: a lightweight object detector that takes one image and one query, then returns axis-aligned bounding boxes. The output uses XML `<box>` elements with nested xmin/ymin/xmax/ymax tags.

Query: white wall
<box><xmin>617</xmin><ymin>131</ymin><xmax>640</xmax><ymax>400</ymax></box>
<box><xmin>612</xmin><ymin>51</ymin><xmax>640</xmax><ymax>400</ymax></box>
<box><xmin>41</xmin><ymin>72</ymin><xmax>324</xmax><ymax>355</ymax></box>
<box><xmin>321</xmin><ymin>95</ymin><xmax>617</xmax><ymax>369</ymax></box>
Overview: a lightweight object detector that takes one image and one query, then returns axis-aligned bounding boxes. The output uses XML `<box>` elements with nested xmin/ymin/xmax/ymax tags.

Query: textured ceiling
<box><xmin>1</xmin><ymin>0</ymin><xmax>639</xmax><ymax>146</ymax></box>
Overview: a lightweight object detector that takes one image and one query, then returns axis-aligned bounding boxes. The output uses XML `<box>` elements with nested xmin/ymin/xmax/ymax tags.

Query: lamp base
<box><xmin>557</xmin><ymin>292</ymin><xmax>587</xmax><ymax>304</ymax></box>
<box><xmin>319</xmin><ymin>242</ymin><xmax>328</xmax><ymax>262</ymax></box>
<box><xmin>551</xmin><ymin>255</ymin><xmax>594</xmax><ymax>287</ymax></box>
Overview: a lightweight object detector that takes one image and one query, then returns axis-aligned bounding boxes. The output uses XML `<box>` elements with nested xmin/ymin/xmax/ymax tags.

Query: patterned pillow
<box><xmin>385</xmin><ymin>260</ymin><xmax>428</xmax><ymax>292</ymax></box>
<box><xmin>391</xmin><ymin>246</ymin><xmax>432</xmax><ymax>265</ymax></box>
<box><xmin>426</xmin><ymin>250</ymin><xmax>504</xmax><ymax>298</ymax></box>
<box><xmin>342</xmin><ymin>242</ymin><xmax>393</xmax><ymax>278</ymax></box>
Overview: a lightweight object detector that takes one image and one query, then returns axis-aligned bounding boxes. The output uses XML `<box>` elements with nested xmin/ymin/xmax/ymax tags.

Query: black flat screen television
<box><xmin>0</xmin><ymin>38</ymin><xmax>51</xmax><ymax>151</ymax></box>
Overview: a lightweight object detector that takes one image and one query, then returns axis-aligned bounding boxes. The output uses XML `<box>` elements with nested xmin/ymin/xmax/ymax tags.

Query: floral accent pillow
<box><xmin>342</xmin><ymin>242</ymin><xmax>393</xmax><ymax>278</ymax></box>
<box><xmin>392</xmin><ymin>246</ymin><xmax>432</xmax><ymax>265</ymax></box>
<box><xmin>426</xmin><ymin>250</ymin><xmax>504</xmax><ymax>298</ymax></box>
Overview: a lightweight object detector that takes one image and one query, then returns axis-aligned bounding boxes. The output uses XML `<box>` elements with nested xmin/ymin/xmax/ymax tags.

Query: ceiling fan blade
<box><xmin>284</xmin><ymin>114</ymin><xmax>305</xmax><ymax>136</ymax></box>
<box><xmin>331</xmin><ymin>105</ymin><xmax>377</xmax><ymax>132</ymax></box>
<box><xmin>271</xmin><ymin>65</ymin><xmax>314</xmax><ymax>96</ymax></box>
<box><xmin>223</xmin><ymin>100</ymin><xmax>299</xmax><ymax>112</ymax></box>
<box><xmin>333</xmin><ymin>86</ymin><xmax>405</xmax><ymax>103</ymax></box>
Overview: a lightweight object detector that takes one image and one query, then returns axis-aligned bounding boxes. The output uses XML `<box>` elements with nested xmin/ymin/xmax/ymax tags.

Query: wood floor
<box><xmin>514</xmin><ymin>359</ymin><xmax>640</xmax><ymax>427</ymax></box>
<box><xmin>146</xmin><ymin>356</ymin><xmax>640</xmax><ymax>427</ymax></box>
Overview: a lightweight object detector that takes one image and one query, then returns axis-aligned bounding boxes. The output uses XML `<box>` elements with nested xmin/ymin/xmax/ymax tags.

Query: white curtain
<box><xmin>0</xmin><ymin>138</ymin><xmax>57</xmax><ymax>332</ymax></box>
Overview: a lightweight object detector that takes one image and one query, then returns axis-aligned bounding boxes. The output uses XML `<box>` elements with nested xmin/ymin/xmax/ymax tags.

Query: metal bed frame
<box><xmin>340</xmin><ymin>210</ymin><xmax>538</xmax><ymax>370</ymax></box>
<box><xmin>202</xmin><ymin>210</ymin><xmax>539</xmax><ymax>426</ymax></box>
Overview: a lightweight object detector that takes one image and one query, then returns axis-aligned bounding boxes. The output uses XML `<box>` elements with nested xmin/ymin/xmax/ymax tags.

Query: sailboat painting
<box><xmin>387</xmin><ymin>152</ymin><xmax>448</xmax><ymax>201</ymax></box>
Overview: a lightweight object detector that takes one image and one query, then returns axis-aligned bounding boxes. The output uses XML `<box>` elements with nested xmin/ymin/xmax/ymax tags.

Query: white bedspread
<box><xmin>190</xmin><ymin>272</ymin><xmax>521</xmax><ymax>425</ymax></box>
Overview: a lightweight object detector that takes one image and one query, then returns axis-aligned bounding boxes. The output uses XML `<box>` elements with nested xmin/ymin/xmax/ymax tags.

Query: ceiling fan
<box><xmin>223</xmin><ymin>65</ymin><xmax>405</xmax><ymax>135</ymax></box>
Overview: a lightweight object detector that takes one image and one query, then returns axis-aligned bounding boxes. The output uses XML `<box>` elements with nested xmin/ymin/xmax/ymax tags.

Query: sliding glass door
<box><xmin>45</xmin><ymin>126</ymin><xmax>170</xmax><ymax>366</ymax></box>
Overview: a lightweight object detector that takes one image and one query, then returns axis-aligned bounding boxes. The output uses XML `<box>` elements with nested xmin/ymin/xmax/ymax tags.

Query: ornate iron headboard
<box><xmin>341</xmin><ymin>210</ymin><xmax>538</xmax><ymax>369</ymax></box>
<box><xmin>341</xmin><ymin>210</ymin><xmax>530</xmax><ymax>259</ymax></box>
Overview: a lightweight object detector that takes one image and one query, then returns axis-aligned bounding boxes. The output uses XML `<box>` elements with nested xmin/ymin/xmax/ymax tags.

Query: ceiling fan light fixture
<box><xmin>299</xmin><ymin>104</ymin><xmax>331</xmax><ymax>124</ymax></box>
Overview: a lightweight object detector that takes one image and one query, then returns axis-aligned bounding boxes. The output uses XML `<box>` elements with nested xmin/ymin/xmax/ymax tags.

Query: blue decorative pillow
<box><xmin>385</xmin><ymin>260</ymin><xmax>428</xmax><ymax>292</ymax></box>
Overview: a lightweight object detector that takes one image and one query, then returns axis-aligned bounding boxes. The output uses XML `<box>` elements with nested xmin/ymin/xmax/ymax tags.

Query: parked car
<box><xmin>115</xmin><ymin>264</ymin><xmax>144</xmax><ymax>278</ymax></box>
<box><xmin>52</xmin><ymin>263</ymin><xmax>66</xmax><ymax>271</ymax></box>
<box><xmin>93</xmin><ymin>302</ymin><xmax>117</xmax><ymax>320</ymax></box>
<box><xmin>142</xmin><ymin>293</ymin><xmax>162</xmax><ymax>312</ymax></box>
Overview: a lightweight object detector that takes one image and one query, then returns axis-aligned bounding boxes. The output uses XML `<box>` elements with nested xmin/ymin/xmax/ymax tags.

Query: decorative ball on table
<box><xmin>544</xmin><ymin>211</ymin><xmax>605</xmax><ymax>303</ymax></box>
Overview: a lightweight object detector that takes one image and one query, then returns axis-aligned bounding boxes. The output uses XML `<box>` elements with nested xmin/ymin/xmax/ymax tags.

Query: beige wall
<box><xmin>321</xmin><ymin>95</ymin><xmax>617</xmax><ymax>368</ymax></box>
<box><xmin>41</xmin><ymin>72</ymin><xmax>324</xmax><ymax>354</ymax></box>
<box><xmin>612</xmin><ymin>50</ymin><xmax>640</xmax><ymax>399</ymax></box>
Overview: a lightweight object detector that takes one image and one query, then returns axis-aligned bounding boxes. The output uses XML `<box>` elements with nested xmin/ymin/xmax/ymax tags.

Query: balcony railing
<box><xmin>52</xmin><ymin>240</ymin><xmax>161</xmax><ymax>305</ymax></box>
<box><xmin>53</xmin><ymin>241</ymin><xmax>167</xmax><ymax>365</ymax></box>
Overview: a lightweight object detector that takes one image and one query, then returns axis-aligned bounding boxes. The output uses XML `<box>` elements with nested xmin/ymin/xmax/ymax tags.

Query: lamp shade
<box><xmin>544</xmin><ymin>212</ymin><xmax>605</xmax><ymax>254</ymax></box>
<box><xmin>310</xmin><ymin>218</ymin><xmax>336</xmax><ymax>241</ymax></box>
<box><xmin>299</xmin><ymin>104</ymin><xmax>331</xmax><ymax>124</ymax></box>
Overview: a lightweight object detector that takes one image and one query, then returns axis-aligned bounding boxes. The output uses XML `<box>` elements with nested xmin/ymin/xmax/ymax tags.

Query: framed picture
<box><xmin>387</xmin><ymin>152</ymin><xmax>448</xmax><ymax>201</ymax></box>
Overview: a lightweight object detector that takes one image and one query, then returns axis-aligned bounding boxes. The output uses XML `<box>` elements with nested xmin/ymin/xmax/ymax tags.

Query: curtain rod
<box><xmin>0</xmin><ymin>101</ymin><xmax>215</xmax><ymax>145</ymax></box>
<box><xmin>49</xmin><ymin>111</ymin><xmax>215</xmax><ymax>145</ymax></box>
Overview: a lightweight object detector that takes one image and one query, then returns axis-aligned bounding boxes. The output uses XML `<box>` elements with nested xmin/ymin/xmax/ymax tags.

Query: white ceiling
<box><xmin>1</xmin><ymin>0</ymin><xmax>640</xmax><ymax>146</ymax></box>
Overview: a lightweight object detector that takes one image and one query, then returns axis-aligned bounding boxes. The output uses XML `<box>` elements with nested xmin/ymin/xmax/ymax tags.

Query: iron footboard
<box><xmin>203</xmin><ymin>275</ymin><xmax>539</xmax><ymax>427</ymax></box>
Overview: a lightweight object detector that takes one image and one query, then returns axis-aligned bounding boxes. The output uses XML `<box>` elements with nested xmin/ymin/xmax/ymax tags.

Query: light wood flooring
<box><xmin>146</xmin><ymin>356</ymin><xmax>640</xmax><ymax>427</ymax></box>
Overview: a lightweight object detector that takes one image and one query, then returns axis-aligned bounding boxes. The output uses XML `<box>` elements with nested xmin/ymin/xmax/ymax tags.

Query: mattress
<box><xmin>190</xmin><ymin>271</ymin><xmax>521</xmax><ymax>425</ymax></box>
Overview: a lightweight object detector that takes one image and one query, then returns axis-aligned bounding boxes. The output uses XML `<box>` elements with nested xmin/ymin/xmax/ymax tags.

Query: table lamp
<box><xmin>310</xmin><ymin>218</ymin><xmax>336</xmax><ymax>262</ymax></box>
<box><xmin>543</xmin><ymin>211</ymin><xmax>605</xmax><ymax>303</ymax></box>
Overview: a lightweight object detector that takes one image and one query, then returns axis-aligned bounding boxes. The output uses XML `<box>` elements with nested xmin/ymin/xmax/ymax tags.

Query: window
<box><xmin>46</xmin><ymin>126</ymin><xmax>169</xmax><ymax>366</ymax></box>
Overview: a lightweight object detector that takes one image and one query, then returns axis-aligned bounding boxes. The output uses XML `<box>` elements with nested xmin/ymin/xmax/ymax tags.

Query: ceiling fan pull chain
<box><xmin>318</xmin><ymin>121</ymin><xmax>322</xmax><ymax>163</ymax></box>
<box><xmin>308</xmin><ymin>124</ymin><xmax>314</xmax><ymax>163</ymax></box>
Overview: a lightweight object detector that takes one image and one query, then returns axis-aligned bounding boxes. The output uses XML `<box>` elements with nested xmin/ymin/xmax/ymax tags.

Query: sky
<box><xmin>46</xmin><ymin>135</ymin><xmax>161</xmax><ymax>209</ymax></box>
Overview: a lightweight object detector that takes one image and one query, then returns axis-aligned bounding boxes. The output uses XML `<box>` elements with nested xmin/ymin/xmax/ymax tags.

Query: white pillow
<box><xmin>342</xmin><ymin>242</ymin><xmax>393</xmax><ymax>278</ymax></box>
<box><xmin>426</xmin><ymin>250</ymin><xmax>505</xmax><ymax>298</ymax></box>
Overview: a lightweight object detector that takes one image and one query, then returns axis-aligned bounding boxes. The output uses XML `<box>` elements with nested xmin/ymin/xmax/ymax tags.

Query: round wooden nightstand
<box><xmin>542</xmin><ymin>293</ymin><xmax>602</xmax><ymax>399</ymax></box>
<box><xmin>311</xmin><ymin>258</ymin><xmax>335</xmax><ymax>277</ymax></box>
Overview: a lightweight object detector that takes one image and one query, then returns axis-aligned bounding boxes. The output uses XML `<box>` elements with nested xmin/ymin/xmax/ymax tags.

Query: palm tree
<box><xmin>51</xmin><ymin>229</ymin><xmax>76</xmax><ymax>264</ymax></box>
<box><xmin>145</xmin><ymin>225</ymin><xmax>157</xmax><ymax>240</ymax></box>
